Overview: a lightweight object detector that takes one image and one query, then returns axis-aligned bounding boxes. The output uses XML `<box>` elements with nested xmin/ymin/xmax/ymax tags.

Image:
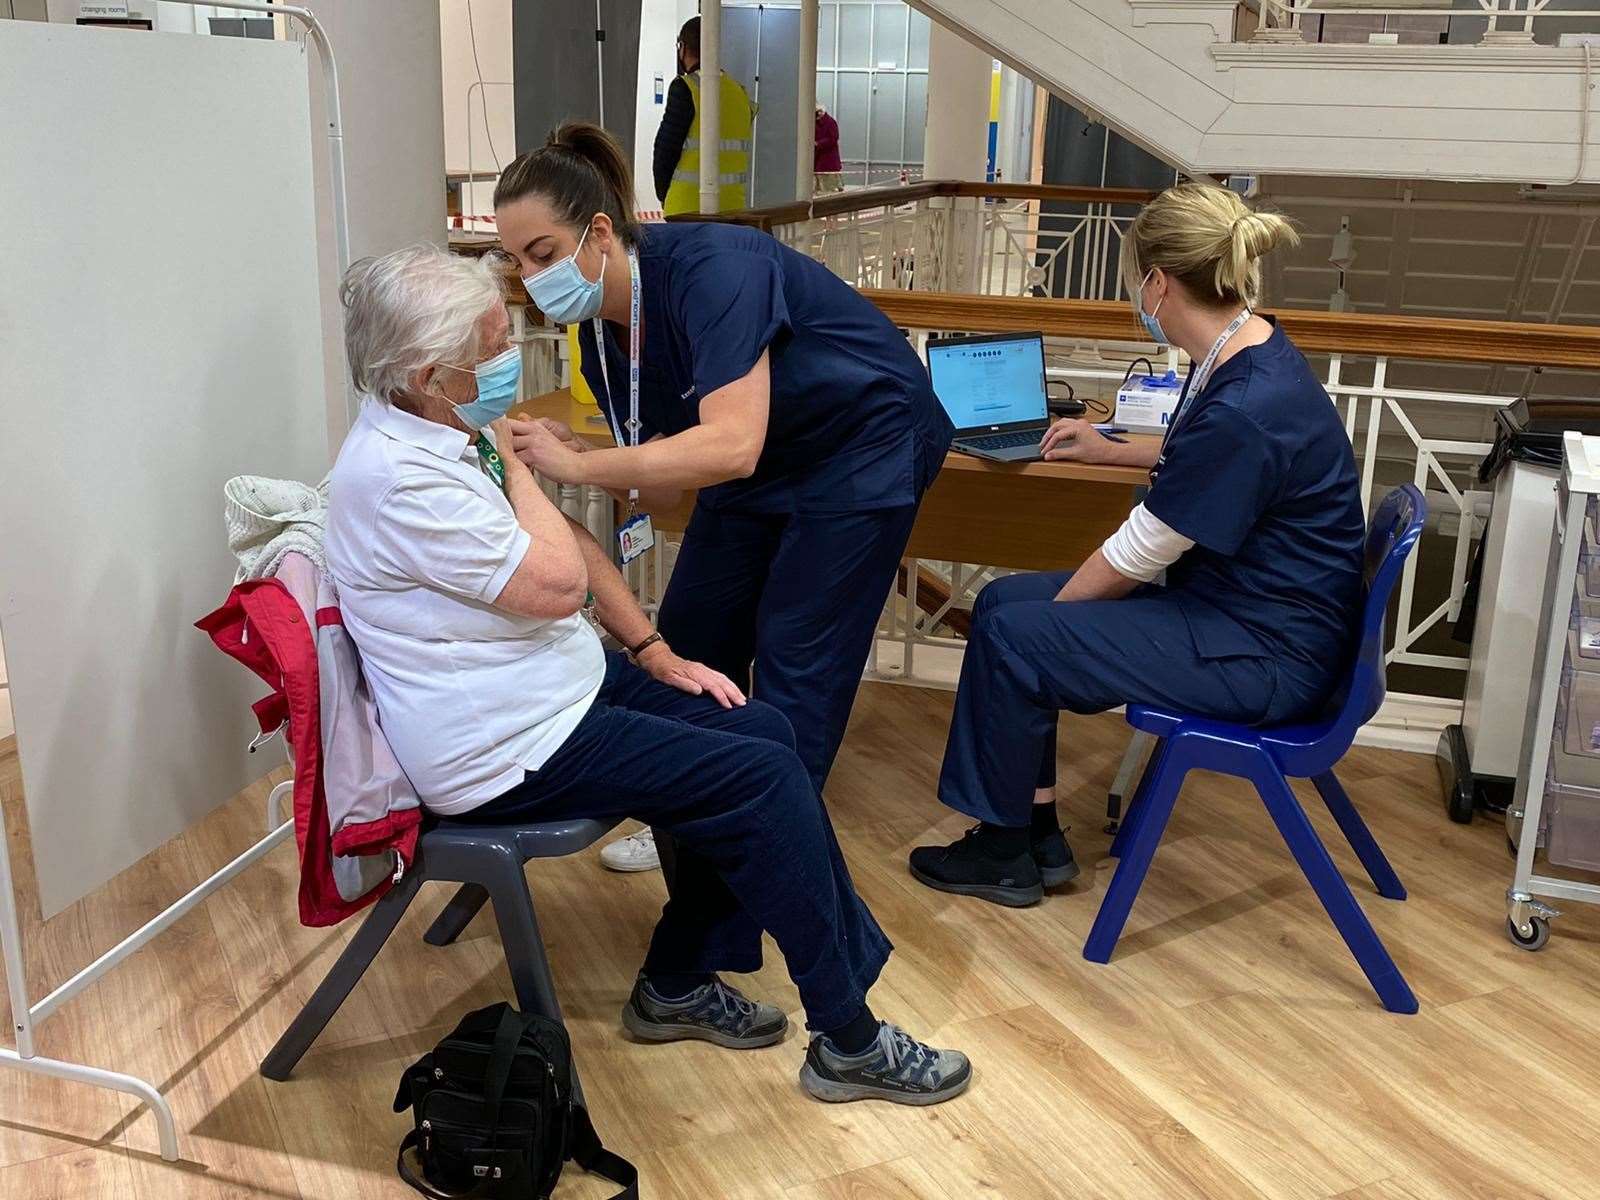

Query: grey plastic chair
<box><xmin>260</xmin><ymin>816</ymin><xmax>617</xmax><ymax>1082</ymax></box>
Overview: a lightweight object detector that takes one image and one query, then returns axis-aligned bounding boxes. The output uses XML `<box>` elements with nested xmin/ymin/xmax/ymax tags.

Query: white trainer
<box><xmin>600</xmin><ymin>828</ymin><xmax>660</xmax><ymax>873</ymax></box>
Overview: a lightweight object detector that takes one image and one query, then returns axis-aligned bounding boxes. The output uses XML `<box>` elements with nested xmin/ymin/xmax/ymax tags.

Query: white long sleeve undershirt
<box><xmin>1100</xmin><ymin>503</ymin><xmax>1195</xmax><ymax>583</ymax></box>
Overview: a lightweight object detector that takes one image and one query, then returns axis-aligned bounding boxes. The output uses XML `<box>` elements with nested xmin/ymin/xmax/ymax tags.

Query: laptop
<box><xmin>926</xmin><ymin>331</ymin><xmax>1050</xmax><ymax>462</ymax></box>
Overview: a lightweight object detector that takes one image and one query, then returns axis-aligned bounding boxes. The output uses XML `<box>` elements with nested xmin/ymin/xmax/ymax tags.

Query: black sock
<box><xmin>976</xmin><ymin>822</ymin><xmax>1030</xmax><ymax>858</ymax></box>
<box><xmin>824</xmin><ymin>1006</ymin><xmax>880</xmax><ymax>1055</ymax></box>
<box><xmin>1030</xmin><ymin>801</ymin><xmax>1062</xmax><ymax>837</ymax></box>
<box><xmin>644</xmin><ymin>971</ymin><xmax>712</xmax><ymax>1001</ymax></box>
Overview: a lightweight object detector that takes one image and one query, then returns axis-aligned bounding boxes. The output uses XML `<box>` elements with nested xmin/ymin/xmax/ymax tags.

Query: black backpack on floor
<box><xmin>393</xmin><ymin>1003</ymin><xmax>638</xmax><ymax>1199</ymax></box>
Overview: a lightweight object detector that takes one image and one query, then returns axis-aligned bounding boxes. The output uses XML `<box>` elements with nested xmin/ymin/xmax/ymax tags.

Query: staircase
<box><xmin>908</xmin><ymin>0</ymin><xmax>1599</xmax><ymax>184</ymax></box>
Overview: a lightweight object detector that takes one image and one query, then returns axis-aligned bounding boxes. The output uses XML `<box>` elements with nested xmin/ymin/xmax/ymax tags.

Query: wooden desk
<box><xmin>510</xmin><ymin>389</ymin><xmax>1152</xmax><ymax>573</ymax></box>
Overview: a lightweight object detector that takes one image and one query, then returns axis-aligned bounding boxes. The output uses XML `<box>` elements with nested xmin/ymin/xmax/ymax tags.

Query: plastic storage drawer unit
<box><xmin>1545</xmin><ymin>779</ymin><xmax>1600</xmax><ymax>871</ymax></box>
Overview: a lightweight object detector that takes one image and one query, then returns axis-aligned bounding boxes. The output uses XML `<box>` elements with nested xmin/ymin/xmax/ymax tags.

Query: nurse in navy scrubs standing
<box><xmin>496</xmin><ymin>124</ymin><xmax>953</xmax><ymax>862</ymax></box>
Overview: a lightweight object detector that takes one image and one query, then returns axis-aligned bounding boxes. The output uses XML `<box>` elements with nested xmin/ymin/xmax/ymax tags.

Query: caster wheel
<box><xmin>1505</xmin><ymin>914</ymin><xmax>1550</xmax><ymax>952</ymax></box>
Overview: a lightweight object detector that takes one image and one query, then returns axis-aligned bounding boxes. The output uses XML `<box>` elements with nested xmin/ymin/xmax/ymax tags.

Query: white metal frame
<box><xmin>1507</xmin><ymin>433</ymin><xmax>1600</xmax><ymax>940</ymax></box>
<box><xmin>0</xmin><ymin>789</ymin><xmax>293</xmax><ymax>1162</ymax></box>
<box><xmin>0</xmin><ymin>3</ymin><xmax>346</xmax><ymax>1163</ymax></box>
<box><xmin>1262</xmin><ymin>0</ymin><xmax>1600</xmax><ymax>35</ymax></box>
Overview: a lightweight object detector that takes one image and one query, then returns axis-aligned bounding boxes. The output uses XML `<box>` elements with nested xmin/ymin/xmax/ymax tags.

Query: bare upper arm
<box><xmin>490</xmin><ymin>522</ymin><xmax>588</xmax><ymax>620</ymax></box>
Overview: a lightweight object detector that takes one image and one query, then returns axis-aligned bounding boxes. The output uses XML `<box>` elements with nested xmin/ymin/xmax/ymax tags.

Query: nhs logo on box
<box><xmin>1115</xmin><ymin>370</ymin><xmax>1184</xmax><ymax>433</ymax></box>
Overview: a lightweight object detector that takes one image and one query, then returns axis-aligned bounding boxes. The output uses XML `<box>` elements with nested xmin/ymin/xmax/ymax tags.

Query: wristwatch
<box><xmin>626</xmin><ymin>632</ymin><xmax>663</xmax><ymax>662</ymax></box>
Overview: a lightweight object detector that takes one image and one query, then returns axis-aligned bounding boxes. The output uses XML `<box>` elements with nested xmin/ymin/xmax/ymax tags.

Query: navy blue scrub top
<box><xmin>1143</xmin><ymin>320</ymin><xmax>1366</xmax><ymax>678</ymax></box>
<box><xmin>576</xmin><ymin>222</ymin><xmax>953</xmax><ymax>513</ymax></box>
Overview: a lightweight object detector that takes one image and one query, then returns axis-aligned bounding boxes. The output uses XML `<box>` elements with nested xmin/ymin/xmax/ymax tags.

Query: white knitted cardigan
<box><xmin>224</xmin><ymin>474</ymin><xmax>330</xmax><ymax>583</ymax></box>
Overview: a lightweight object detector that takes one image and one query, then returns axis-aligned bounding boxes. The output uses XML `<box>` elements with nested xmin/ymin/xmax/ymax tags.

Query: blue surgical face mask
<box><xmin>446</xmin><ymin>345</ymin><xmax>522</xmax><ymax>431</ymax></box>
<box><xmin>1136</xmin><ymin>269</ymin><xmax>1168</xmax><ymax>345</ymax></box>
<box><xmin>523</xmin><ymin>223</ymin><xmax>606</xmax><ymax>325</ymax></box>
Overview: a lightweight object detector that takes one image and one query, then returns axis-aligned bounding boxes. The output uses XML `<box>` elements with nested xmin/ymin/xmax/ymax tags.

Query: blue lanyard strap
<box><xmin>592</xmin><ymin>248</ymin><xmax>643</xmax><ymax>506</ymax></box>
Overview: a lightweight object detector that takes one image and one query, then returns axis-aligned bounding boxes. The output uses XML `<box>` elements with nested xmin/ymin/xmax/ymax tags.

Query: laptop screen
<box><xmin>927</xmin><ymin>335</ymin><xmax>1048</xmax><ymax>432</ymax></box>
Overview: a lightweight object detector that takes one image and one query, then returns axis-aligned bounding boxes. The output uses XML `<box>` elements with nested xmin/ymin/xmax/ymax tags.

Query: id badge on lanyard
<box><xmin>1151</xmin><ymin>306</ymin><xmax>1252</xmax><ymax>483</ymax></box>
<box><xmin>594</xmin><ymin>250</ymin><xmax>655</xmax><ymax>565</ymax></box>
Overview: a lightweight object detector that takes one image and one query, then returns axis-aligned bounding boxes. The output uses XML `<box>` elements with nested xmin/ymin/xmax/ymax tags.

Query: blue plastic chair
<box><xmin>1085</xmin><ymin>484</ymin><xmax>1425</xmax><ymax>1014</ymax></box>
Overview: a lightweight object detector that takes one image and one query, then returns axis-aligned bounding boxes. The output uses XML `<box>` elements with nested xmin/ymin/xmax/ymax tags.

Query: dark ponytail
<box><xmin>494</xmin><ymin>122</ymin><xmax>641</xmax><ymax>248</ymax></box>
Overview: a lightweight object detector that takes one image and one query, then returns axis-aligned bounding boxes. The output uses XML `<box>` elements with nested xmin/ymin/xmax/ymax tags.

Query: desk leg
<box><xmin>1106</xmin><ymin>730</ymin><xmax>1154</xmax><ymax>834</ymax></box>
<box><xmin>871</xmin><ymin>581</ymin><xmax>891</xmax><ymax>675</ymax></box>
<box><xmin>903</xmin><ymin>557</ymin><xmax>920</xmax><ymax>678</ymax></box>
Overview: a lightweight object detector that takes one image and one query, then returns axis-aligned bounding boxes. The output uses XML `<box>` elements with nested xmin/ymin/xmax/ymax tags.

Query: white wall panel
<box><xmin>0</xmin><ymin>22</ymin><xmax>330</xmax><ymax>915</ymax></box>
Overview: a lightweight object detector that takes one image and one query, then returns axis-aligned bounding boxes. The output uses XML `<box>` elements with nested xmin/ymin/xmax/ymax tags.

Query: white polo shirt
<box><xmin>325</xmin><ymin>398</ymin><xmax>606</xmax><ymax>815</ymax></box>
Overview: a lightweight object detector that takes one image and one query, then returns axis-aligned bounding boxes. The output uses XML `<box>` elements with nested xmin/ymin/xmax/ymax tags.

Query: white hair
<box><xmin>340</xmin><ymin>244</ymin><xmax>505</xmax><ymax>405</ymax></box>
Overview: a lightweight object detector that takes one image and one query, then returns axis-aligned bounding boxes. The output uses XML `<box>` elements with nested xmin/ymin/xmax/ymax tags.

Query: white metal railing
<box><xmin>976</xmin><ymin>200</ymin><xmax>1137</xmax><ymax>302</ymax></box>
<box><xmin>1259</xmin><ymin>0</ymin><xmax>1600</xmax><ymax>37</ymax></box>
<box><xmin>771</xmin><ymin>193</ymin><xmax>1138</xmax><ymax>302</ymax></box>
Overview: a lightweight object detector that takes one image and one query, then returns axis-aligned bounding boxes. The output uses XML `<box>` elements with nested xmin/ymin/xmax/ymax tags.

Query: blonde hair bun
<box><xmin>1222</xmin><ymin>209</ymin><xmax>1298</xmax><ymax>305</ymax></box>
<box><xmin>1121</xmin><ymin>182</ymin><xmax>1299</xmax><ymax>309</ymax></box>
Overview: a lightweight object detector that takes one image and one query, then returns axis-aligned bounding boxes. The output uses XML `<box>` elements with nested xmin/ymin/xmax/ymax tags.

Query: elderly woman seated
<box><xmin>325</xmin><ymin>245</ymin><xmax>970</xmax><ymax>1106</ymax></box>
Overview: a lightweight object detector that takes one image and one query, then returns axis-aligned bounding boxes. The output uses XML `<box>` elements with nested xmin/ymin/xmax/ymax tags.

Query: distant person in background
<box><xmin>653</xmin><ymin>16</ymin><xmax>754</xmax><ymax>215</ymax></box>
<box><xmin>814</xmin><ymin>104</ymin><xmax>843</xmax><ymax>195</ymax></box>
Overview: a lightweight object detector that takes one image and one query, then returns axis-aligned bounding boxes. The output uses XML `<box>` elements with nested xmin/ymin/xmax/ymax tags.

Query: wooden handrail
<box><xmin>453</xmin><ymin>179</ymin><xmax>1154</xmax><ymax>253</ymax></box>
<box><xmin>660</xmin><ymin>178</ymin><xmax>1157</xmax><ymax>231</ymax></box>
<box><xmin>862</xmin><ymin>290</ymin><xmax>1600</xmax><ymax>369</ymax></box>
<box><xmin>449</xmin><ymin>176</ymin><xmax>1154</xmax><ymax>237</ymax></box>
<box><xmin>948</xmin><ymin>182</ymin><xmax>1157</xmax><ymax>205</ymax></box>
<box><xmin>663</xmin><ymin>180</ymin><xmax>941</xmax><ymax>230</ymax></box>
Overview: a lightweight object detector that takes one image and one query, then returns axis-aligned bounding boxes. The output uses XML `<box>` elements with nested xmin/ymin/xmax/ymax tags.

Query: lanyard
<box><xmin>593</xmin><ymin>248</ymin><xmax>642</xmax><ymax>507</ymax></box>
<box><xmin>1164</xmin><ymin>306</ymin><xmax>1253</xmax><ymax>443</ymax></box>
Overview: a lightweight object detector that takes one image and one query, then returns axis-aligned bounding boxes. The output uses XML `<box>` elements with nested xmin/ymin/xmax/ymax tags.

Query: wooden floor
<box><xmin>4</xmin><ymin>683</ymin><xmax>1600</xmax><ymax>1200</ymax></box>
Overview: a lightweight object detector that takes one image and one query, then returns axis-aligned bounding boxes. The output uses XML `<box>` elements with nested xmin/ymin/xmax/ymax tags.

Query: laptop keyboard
<box><xmin>962</xmin><ymin>429</ymin><xmax>1042</xmax><ymax>452</ymax></box>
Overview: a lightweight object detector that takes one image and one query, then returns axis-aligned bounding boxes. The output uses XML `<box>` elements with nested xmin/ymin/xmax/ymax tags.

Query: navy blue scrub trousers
<box><xmin>458</xmin><ymin>651</ymin><xmax>891</xmax><ymax>1033</ymax></box>
<box><xmin>657</xmin><ymin>502</ymin><xmax>921</xmax><ymax>794</ymax></box>
<box><xmin>939</xmin><ymin>570</ymin><xmax>1324</xmax><ymax>828</ymax></box>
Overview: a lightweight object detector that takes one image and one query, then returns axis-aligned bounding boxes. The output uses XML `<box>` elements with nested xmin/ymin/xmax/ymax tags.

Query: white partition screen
<box><xmin>0</xmin><ymin>23</ymin><xmax>331</xmax><ymax>916</ymax></box>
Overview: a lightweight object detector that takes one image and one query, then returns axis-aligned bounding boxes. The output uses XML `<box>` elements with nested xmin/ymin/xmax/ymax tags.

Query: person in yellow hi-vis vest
<box><xmin>653</xmin><ymin>17</ymin><xmax>753</xmax><ymax>215</ymax></box>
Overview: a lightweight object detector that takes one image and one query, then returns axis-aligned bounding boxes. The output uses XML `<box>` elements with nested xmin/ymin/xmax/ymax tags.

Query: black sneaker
<box><xmin>621</xmin><ymin>975</ymin><xmax>788</xmax><ymax>1049</ymax></box>
<box><xmin>800</xmin><ymin>1022</ymin><xmax>972</xmax><ymax>1106</ymax></box>
<box><xmin>908</xmin><ymin>827</ymin><xmax>1043</xmax><ymax>907</ymax></box>
<box><xmin>1032</xmin><ymin>828</ymin><xmax>1080</xmax><ymax>887</ymax></box>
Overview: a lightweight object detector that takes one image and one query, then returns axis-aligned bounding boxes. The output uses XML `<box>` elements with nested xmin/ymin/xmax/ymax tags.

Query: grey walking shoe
<box><xmin>621</xmin><ymin>975</ymin><xmax>789</xmax><ymax>1049</ymax></box>
<box><xmin>799</xmin><ymin>1022</ymin><xmax>972</xmax><ymax>1106</ymax></box>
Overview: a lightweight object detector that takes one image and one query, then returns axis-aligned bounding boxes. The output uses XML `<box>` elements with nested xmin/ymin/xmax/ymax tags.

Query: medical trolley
<box><xmin>1505</xmin><ymin>431</ymin><xmax>1600</xmax><ymax>950</ymax></box>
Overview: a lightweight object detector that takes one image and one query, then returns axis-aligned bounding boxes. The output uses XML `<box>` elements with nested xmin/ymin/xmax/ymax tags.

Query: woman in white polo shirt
<box><xmin>323</xmin><ymin>245</ymin><xmax>970</xmax><ymax>1107</ymax></box>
